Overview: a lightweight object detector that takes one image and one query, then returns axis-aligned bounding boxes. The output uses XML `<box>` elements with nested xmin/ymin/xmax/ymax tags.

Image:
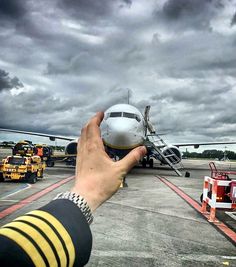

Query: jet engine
<box><xmin>64</xmin><ymin>140</ymin><xmax>78</xmax><ymax>166</ymax></box>
<box><xmin>162</xmin><ymin>145</ymin><xmax>182</xmax><ymax>165</ymax></box>
<box><xmin>65</xmin><ymin>140</ymin><xmax>77</xmax><ymax>155</ymax></box>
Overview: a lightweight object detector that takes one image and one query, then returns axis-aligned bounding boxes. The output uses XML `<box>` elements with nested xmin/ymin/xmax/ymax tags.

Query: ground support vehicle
<box><xmin>200</xmin><ymin>162</ymin><xmax>236</xmax><ymax>202</ymax></box>
<box><xmin>12</xmin><ymin>140</ymin><xmax>36</xmax><ymax>156</ymax></box>
<box><xmin>0</xmin><ymin>155</ymin><xmax>46</xmax><ymax>184</ymax></box>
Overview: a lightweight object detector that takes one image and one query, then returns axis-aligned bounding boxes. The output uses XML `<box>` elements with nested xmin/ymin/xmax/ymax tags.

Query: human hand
<box><xmin>70</xmin><ymin>112</ymin><xmax>147</xmax><ymax>212</ymax></box>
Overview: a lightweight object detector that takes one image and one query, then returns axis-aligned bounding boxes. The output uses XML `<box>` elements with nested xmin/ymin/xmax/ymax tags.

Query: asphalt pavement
<box><xmin>0</xmin><ymin>152</ymin><xmax>235</xmax><ymax>266</ymax></box>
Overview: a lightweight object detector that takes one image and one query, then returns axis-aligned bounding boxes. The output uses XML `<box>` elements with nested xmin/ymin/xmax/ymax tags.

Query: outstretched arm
<box><xmin>0</xmin><ymin>112</ymin><xmax>146</xmax><ymax>267</ymax></box>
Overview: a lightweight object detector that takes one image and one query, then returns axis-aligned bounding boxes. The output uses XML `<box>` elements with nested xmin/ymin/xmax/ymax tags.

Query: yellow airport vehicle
<box><xmin>13</xmin><ymin>140</ymin><xmax>36</xmax><ymax>156</ymax></box>
<box><xmin>0</xmin><ymin>155</ymin><xmax>46</xmax><ymax>184</ymax></box>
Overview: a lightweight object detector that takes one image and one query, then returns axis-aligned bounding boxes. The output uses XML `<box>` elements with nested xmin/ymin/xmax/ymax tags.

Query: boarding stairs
<box><xmin>145</xmin><ymin>134</ymin><xmax>183</xmax><ymax>176</ymax></box>
<box><xmin>143</xmin><ymin>105</ymin><xmax>183</xmax><ymax>176</ymax></box>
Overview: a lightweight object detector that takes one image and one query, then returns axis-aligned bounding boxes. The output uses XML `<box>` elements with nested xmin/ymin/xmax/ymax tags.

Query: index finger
<box><xmin>86</xmin><ymin>112</ymin><xmax>104</xmax><ymax>140</ymax></box>
<box><xmin>90</xmin><ymin>112</ymin><xmax>104</xmax><ymax>127</ymax></box>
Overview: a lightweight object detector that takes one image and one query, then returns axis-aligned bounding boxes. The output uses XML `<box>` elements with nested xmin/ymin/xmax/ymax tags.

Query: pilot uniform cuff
<box><xmin>39</xmin><ymin>199</ymin><xmax>92</xmax><ymax>266</ymax></box>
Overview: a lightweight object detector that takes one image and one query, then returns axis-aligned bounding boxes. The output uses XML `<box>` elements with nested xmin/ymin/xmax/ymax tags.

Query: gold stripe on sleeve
<box><xmin>0</xmin><ymin>227</ymin><xmax>46</xmax><ymax>267</ymax></box>
<box><xmin>14</xmin><ymin>215</ymin><xmax>67</xmax><ymax>267</ymax></box>
<box><xmin>27</xmin><ymin>210</ymin><xmax>75</xmax><ymax>267</ymax></box>
<box><xmin>2</xmin><ymin>221</ymin><xmax>57</xmax><ymax>266</ymax></box>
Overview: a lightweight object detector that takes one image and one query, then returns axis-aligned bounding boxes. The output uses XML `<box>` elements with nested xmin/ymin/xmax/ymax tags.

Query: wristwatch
<box><xmin>54</xmin><ymin>191</ymin><xmax>93</xmax><ymax>224</ymax></box>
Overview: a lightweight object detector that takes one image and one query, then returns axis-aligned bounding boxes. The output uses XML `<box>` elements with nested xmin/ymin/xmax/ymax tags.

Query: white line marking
<box><xmin>221</xmin><ymin>256</ymin><xmax>236</xmax><ymax>260</ymax></box>
<box><xmin>0</xmin><ymin>184</ymin><xmax>32</xmax><ymax>199</ymax></box>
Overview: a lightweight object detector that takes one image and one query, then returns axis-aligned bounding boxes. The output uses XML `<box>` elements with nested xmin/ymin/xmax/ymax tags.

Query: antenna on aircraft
<box><xmin>127</xmin><ymin>89</ymin><xmax>130</xmax><ymax>104</ymax></box>
<box><xmin>126</xmin><ymin>88</ymin><xmax>133</xmax><ymax>104</ymax></box>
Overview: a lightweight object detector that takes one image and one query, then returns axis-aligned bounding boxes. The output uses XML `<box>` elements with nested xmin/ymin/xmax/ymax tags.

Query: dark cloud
<box><xmin>0</xmin><ymin>0</ymin><xmax>27</xmax><ymax>20</ymax></box>
<box><xmin>162</xmin><ymin>0</ymin><xmax>222</xmax><ymax>19</ymax></box>
<box><xmin>123</xmin><ymin>0</ymin><xmax>132</xmax><ymax>5</ymax></box>
<box><xmin>0</xmin><ymin>69</ymin><xmax>23</xmax><ymax>91</ymax></box>
<box><xmin>58</xmin><ymin>0</ymin><xmax>131</xmax><ymax>22</ymax></box>
<box><xmin>203</xmin><ymin>58</ymin><xmax>236</xmax><ymax>72</ymax></box>
<box><xmin>159</xmin><ymin>0</ymin><xmax>224</xmax><ymax>31</ymax></box>
<box><xmin>231</xmin><ymin>11</ymin><xmax>236</xmax><ymax>26</ymax></box>
<box><xmin>163</xmin><ymin>0</ymin><xmax>205</xmax><ymax>19</ymax></box>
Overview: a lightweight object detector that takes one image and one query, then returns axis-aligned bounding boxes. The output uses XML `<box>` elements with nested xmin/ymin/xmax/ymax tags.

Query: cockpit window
<box><xmin>123</xmin><ymin>112</ymin><xmax>134</xmax><ymax>119</ymax></box>
<box><xmin>106</xmin><ymin>111</ymin><xmax>141</xmax><ymax>122</ymax></box>
<box><xmin>109</xmin><ymin>112</ymin><xmax>122</xmax><ymax>117</ymax></box>
<box><xmin>123</xmin><ymin>112</ymin><xmax>141</xmax><ymax>122</ymax></box>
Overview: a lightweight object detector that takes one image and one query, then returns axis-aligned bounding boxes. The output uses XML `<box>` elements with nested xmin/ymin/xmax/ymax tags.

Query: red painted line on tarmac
<box><xmin>0</xmin><ymin>176</ymin><xmax>74</xmax><ymax>219</ymax></box>
<box><xmin>157</xmin><ymin>176</ymin><xmax>236</xmax><ymax>245</ymax></box>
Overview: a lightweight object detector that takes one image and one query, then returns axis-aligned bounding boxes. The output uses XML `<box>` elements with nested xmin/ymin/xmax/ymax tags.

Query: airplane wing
<box><xmin>0</xmin><ymin>128</ymin><xmax>78</xmax><ymax>166</ymax></box>
<box><xmin>0</xmin><ymin>128</ymin><xmax>76</xmax><ymax>141</ymax></box>
<box><xmin>173</xmin><ymin>141</ymin><xmax>236</xmax><ymax>149</ymax></box>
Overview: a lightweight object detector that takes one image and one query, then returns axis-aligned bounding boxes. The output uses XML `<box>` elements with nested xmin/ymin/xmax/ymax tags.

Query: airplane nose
<box><xmin>109</xmin><ymin>121</ymin><xmax>132</xmax><ymax>133</ymax></box>
<box><xmin>102</xmin><ymin>119</ymin><xmax>141</xmax><ymax>148</ymax></box>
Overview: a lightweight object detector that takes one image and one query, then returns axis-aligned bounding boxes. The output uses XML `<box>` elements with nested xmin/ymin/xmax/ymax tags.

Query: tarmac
<box><xmin>0</xmin><ymin>149</ymin><xmax>235</xmax><ymax>266</ymax></box>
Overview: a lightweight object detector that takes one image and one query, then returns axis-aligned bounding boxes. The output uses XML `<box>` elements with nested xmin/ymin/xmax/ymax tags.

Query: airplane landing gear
<box><xmin>142</xmin><ymin>158</ymin><xmax>147</xmax><ymax>168</ymax></box>
<box><xmin>142</xmin><ymin>158</ymin><xmax>154</xmax><ymax>168</ymax></box>
<box><xmin>149</xmin><ymin>158</ymin><xmax>154</xmax><ymax>168</ymax></box>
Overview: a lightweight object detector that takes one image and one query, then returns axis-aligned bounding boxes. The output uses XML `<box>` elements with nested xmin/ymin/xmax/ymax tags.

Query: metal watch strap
<box><xmin>54</xmin><ymin>191</ymin><xmax>93</xmax><ymax>224</ymax></box>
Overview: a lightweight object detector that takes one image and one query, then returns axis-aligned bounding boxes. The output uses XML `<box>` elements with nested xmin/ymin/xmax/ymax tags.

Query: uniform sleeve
<box><xmin>0</xmin><ymin>199</ymin><xmax>92</xmax><ymax>267</ymax></box>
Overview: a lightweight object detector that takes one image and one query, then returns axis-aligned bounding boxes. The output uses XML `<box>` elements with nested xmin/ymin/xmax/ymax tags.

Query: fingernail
<box><xmin>140</xmin><ymin>146</ymin><xmax>147</xmax><ymax>155</ymax></box>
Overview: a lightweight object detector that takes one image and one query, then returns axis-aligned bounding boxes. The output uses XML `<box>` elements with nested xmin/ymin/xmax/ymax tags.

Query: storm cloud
<box><xmin>156</xmin><ymin>0</ymin><xmax>225</xmax><ymax>31</ymax></box>
<box><xmin>0</xmin><ymin>0</ymin><xmax>236</xmax><ymax>149</ymax></box>
<box><xmin>0</xmin><ymin>69</ymin><xmax>23</xmax><ymax>91</ymax></box>
<box><xmin>231</xmin><ymin>11</ymin><xmax>236</xmax><ymax>26</ymax></box>
<box><xmin>0</xmin><ymin>0</ymin><xmax>27</xmax><ymax>20</ymax></box>
<box><xmin>58</xmin><ymin>0</ymin><xmax>132</xmax><ymax>21</ymax></box>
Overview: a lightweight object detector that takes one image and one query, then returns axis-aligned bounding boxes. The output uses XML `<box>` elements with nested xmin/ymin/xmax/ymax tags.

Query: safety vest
<box><xmin>37</xmin><ymin>147</ymin><xmax>43</xmax><ymax>157</ymax></box>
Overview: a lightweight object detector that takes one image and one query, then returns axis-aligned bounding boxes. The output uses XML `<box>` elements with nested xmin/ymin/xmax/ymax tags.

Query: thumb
<box><xmin>119</xmin><ymin>146</ymin><xmax>147</xmax><ymax>172</ymax></box>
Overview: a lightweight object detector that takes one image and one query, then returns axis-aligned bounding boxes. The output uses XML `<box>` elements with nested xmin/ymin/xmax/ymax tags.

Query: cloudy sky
<box><xmin>1</xmin><ymin>0</ymin><xmax>236</xmax><ymax>151</ymax></box>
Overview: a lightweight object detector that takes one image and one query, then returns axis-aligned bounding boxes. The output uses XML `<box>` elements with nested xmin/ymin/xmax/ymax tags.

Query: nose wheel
<box><xmin>142</xmin><ymin>158</ymin><xmax>154</xmax><ymax>168</ymax></box>
<box><xmin>149</xmin><ymin>158</ymin><xmax>154</xmax><ymax>168</ymax></box>
<box><xmin>142</xmin><ymin>158</ymin><xmax>147</xmax><ymax>168</ymax></box>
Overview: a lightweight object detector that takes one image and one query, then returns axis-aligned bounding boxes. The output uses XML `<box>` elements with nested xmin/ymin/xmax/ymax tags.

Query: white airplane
<box><xmin>101</xmin><ymin>104</ymin><xmax>181</xmax><ymax>169</ymax></box>
<box><xmin>1</xmin><ymin>103</ymin><xmax>236</xmax><ymax>175</ymax></box>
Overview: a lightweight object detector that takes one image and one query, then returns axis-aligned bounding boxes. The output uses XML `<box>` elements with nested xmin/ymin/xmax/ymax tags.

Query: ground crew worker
<box><xmin>0</xmin><ymin>112</ymin><xmax>147</xmax><ymax>267</ymax></box>
<box><xmin>36</xmin><ymin>146</ymin><xmax>43</xmax><ymax>157</ymax></box>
